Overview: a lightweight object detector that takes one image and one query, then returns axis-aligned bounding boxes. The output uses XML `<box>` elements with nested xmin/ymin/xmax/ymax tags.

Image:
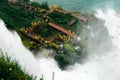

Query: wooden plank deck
<box><xmin>48</xmin><ymin>22</ymin><xmax>77</xmax><ymax>38</ymax></box>
<box><xmin>56</xmin><ymin>10</ymin><xmax>87</xmax><ymax>22</ymax></box>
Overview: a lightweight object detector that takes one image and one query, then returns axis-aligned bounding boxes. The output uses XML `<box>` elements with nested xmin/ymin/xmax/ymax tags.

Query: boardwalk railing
<box><xmin>56</xmin><ymin>10</ymin><xmax>87</xmax><ymax>22</ymax></box>
<box><xmin>48</xmin><ymin>22</ymin><xmax>77</xmax><ymax>38</ymax></box>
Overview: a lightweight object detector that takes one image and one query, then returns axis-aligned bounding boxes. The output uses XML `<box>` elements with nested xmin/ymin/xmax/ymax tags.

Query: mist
<box><xmin>0</xmin><ymin>19</ymin><xmax>42</xmax><ymax>79</ymax></box>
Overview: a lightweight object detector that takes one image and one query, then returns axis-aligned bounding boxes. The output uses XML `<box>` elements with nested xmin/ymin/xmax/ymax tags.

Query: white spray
<box><xmin>0</xmin><ymin>20</ymin><xmax>42</xmax><ymax>79</ymax></box>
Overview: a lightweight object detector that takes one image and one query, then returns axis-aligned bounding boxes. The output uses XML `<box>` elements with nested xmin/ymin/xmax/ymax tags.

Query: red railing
<box><xmin>48</xmin><ymin>22</ymin><xmax>77</xmax><ymax>38</ymax></box>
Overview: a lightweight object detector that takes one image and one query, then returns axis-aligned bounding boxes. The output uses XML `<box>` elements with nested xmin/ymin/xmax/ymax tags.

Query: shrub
<box><xmin>31</xmin><ymin>2</ymin><xmax>49</xmax><ymax>10</ymax></box>
<box><xmin>0</xmin><ymin>51</ymin><xmax>36</xmax><ymax>80</ymax></box>
<box><xmin>54</xmin><ymin>44</ymin><xmax>78</xmax><ymax>69</ymax></box>
<box><xmin>54</xmin><ymin>53</ymin><xmax>70</xmax><ymax>70</ymax></box>
<box><xmin>63</xmin><ymin>44</ymin><xmax>75</xmax><ymax>53</ymax></box>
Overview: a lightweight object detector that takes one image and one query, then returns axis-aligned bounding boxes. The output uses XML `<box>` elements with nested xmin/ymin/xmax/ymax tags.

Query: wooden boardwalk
<box><xmin>56</xmin><ymin>10</ymin><xmax>87</xmax><ymax>22</ymax></box>
<box><xmin>48</xmin><ymin>22</ymin><xmax>77</xmax><ymax>38</ymax></box>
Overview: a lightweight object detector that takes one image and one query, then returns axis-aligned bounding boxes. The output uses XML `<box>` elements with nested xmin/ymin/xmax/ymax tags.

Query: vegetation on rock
<box><xmin>0</xmin><ymin>50</ymin><xmax>38</xmax><ymax>80</ymax></box>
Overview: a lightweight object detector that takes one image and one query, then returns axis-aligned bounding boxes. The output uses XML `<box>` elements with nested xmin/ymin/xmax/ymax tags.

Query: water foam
<box><xmin>0</xmin><ymin>20</ymin><xmax>42</xmax><ymax>79</ymax></box>
<box><xmin>95</xmin><ymin>8</ymin><xmax>120</xmax><ymax>80</ymax></box>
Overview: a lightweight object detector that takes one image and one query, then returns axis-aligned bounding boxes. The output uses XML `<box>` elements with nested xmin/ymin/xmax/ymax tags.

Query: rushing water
<box><xmin>1</xmin><ymin>0</ymin><xmax>120</xmax><ymax>80</ymax></box>
<box><xmin>36</xmin><ymin>0</ymin><xmax>120</xmax><ymax>13</ymax></box>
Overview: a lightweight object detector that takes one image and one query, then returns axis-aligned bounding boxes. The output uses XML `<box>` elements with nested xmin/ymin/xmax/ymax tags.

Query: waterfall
<box><xmin>0</xmin><ymin>20</ymin><xmax>42</xmax><ymax>79</ymax></box>
<box><xmin>0</xmin><ymin>6</ymin><xmax>120</xmax><ymax>80</ymax></box>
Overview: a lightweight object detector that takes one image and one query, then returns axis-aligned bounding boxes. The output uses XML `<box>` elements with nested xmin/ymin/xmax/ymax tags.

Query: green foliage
<box><xmin>0</xmin><ymin>0</ymin><xmax>8</xmax><ymax>5</ymax></box>
<box><xmin>63</xmin><ymin>44</ymin><xmax>77</xmax><ymax>63</ymax></box>
<box><xmin>40</xmin><ymin>2</ymin><xmax>49</xmax><ymax>10</ymax></box>
<box><xmin>0</xmin><ymin>51</ymin><xmax>36</xmax><ymax>80</ymax></box>
<box><xmin>0</xmin><ymin>0</ymin><xmax>34</xmax><ymax>30</ymax></box>
<box><xmin>48</xmin><ymin>11</ymin><xmax>78</xmax><ymax>32</ymax></box>
<box><xmin>54</xmin><ymin>53</ymin><xmax>70</xmax><ymax>70</ymax></box>
<box><xmin>0</xmin><ymin>0</ymin><xmax>48</xmax><ymax>30</ymax></box>
<box><xmin>35</xmin><ymin>23</ymin><xmax>64</xmax><ymax>38</ymax></box>
<box><xmin>63</xmin><ymin>44</ymin><xmax>75</xmax><ymax>53</ymax></box>
<box><xmin>49</xmin><ymin>12</ymin><xmax>72</xmax><ymax>25</ymax></box>
<box><xmin>21</xmin><ymin>37</ymin><xmax>41</xmax><ymax>51</ymax></box>
<box><xmin>22</xmin><ymin>0</ymin><xmax>30</xmax><ymax>2</ymax></box>
<box><xmin>13</xmin><ymin>0</ymin><xmax>30</xmax><ymax>3</ymax></box>
<box><xmin>54</xmin><ymin>44</ymin><xmax>78</xmax><ymax>69</ymax></box>
<box><xmin>31</xmin><ymin>2</ymin><xmax>49</xmax><ymax>9</ymax></box>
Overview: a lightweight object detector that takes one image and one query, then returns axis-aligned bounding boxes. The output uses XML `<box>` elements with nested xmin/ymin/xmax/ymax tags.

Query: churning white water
<box><xmin>0</xmin><ymin>8</ymin><xmax>120</xmax><ymax>80</ymax></box>
<box><xmin>0</xmin><ymin>20</ymin><xmax>43</xmax><ymax>79</ymax></box>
